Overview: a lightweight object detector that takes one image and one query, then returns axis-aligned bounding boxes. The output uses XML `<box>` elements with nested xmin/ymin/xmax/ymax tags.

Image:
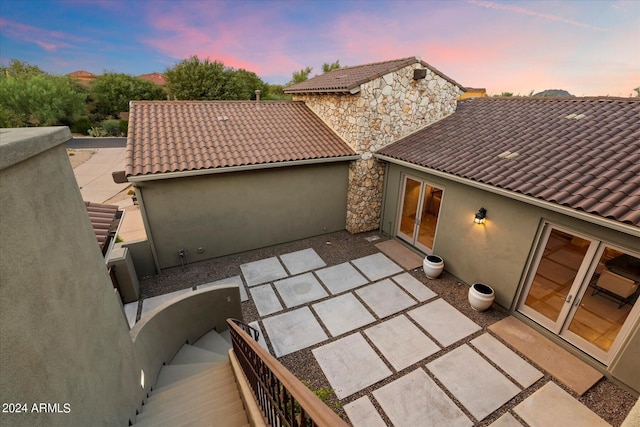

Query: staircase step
<box><xmin>154</xmin><ymin>362</ymin><xmax>223</xmax><ymax>390</ymax></box>
<box><xmin>144</xmin><ymin>376</ymin><xmax>239</xmax><ymax>412</ymax></box>
<box><xmin>150</xmin><ymin>364</ymin><xmax>234</xmax><ymax>398</ymax></box>
<box><xmin>170</xmin><ymin>343</ymin><xmax>228</xmax><ymax>365</ymax></box>
<box><xmin>135</xmin><ymin>396</ymin><xmax>245</xmax><ymax>426</ymax></box>
<box><xmin>194</xmin><ymin>329</ymin><xmax>233</xmax><ymax>355</ymax></box>
<box><xmin>136</xmin><ymin>406</ymin><xmax>248</xmax><ymax>427</ymax></box>
<box><xmin>151</xmin><ymin>362</ymin><xmax>230</xmax><ymax>394</ymax></box>
<box><xmin>220</xmin><ymin>328</ymin><xmax>232</xmax><ymax>344</ymax></box>
<box><xmin>141</xmin><ymin>384</ymin><xmax>242</xmax><ymax>418</ymax></box>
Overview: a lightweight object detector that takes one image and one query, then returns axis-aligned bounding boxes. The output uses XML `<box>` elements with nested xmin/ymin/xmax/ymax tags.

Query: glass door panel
<box><xmin>397</xmin><ymin>175</ymin><xmax>443</xmax><ymax>253</ymax></box>
<box><xmin>564</xmin><ymin>248</ymin><xmax>640</xmax><ymax>361</ymax></box>
<box><xmin>522</xmin><ymin>229</ymin><xmax>592</xmax><ymax>327</ymax></box>
<box><xmin>398</xmin><ymin>178</ymin><xmax>422</xmax><ymax>241</ymax></box>
<box><xmin>417</xmin><ymin>185</ymin><xmax>441</xmax><ymax>250</ymax></box>
<box><xmin>520</xmin><ymin>223</ymin><xmax>640</xmax><ymax>365</ymax></box>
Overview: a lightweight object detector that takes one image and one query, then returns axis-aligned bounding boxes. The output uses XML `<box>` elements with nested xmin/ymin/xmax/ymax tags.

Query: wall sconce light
<box><xmin>474</xmin><ymin>207</ymin><xmax>487</xmax><ymax>224</ymax></box>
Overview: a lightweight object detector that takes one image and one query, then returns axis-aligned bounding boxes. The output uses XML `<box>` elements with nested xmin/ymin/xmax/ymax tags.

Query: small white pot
<box><xmin>468</xmin><ymin>283</ymin><xmax>495</xmax><ymax>311</ymax></box>
<box><xmin>423</xmin><ymin>255</ymin><xmax>444</xmax><ymax>279</ymax></box>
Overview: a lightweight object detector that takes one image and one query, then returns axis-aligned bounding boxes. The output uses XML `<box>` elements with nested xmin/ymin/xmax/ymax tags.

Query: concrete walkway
<box><xmin>72</xmin><ymin>147</ymin><xmax>128</xmax><ymax>203</ymax></box>
<box><xmin>134</xmin><ymin>247</ymin><xmax>612</xmax><ymax>426</ymax></box>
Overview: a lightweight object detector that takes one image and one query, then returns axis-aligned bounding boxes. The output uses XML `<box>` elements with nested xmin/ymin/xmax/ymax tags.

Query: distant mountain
<box><xmin>533</xmin><ymin>89</ymin><xmax>573</xmax><ymax>97</ymax></box>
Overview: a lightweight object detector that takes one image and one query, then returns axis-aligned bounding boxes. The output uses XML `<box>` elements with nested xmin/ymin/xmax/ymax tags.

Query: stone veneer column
<box><xmin>294</xmin><ymin>63</ymin><xmax>459</xmax><ymax>233</ymax></box>
<box><xmin>346</xmin><ymin>158</ymin><xmax>386</xmax><ymax>233</ymax></box>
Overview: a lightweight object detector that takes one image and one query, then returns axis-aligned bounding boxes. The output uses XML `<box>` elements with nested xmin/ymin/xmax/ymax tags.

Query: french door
<box><xmin>518</xmin><ymin>224</ymin><xmax>640</xmax><ymax>364</ymax></box>
<box><xmin>397</xmin><ymin>175</ymin><xmax>443</xmax><ymax>253</ymax></box>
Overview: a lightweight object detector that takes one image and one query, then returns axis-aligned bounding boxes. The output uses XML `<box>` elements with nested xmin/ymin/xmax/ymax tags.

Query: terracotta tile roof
<box><xmin>125</xmin><ymin>101</ymin><xmax>356</xmax><ymax>177</ymax></box>
<box><xmin>85</xmin><ymin>201</ymin><xmax>121</xmax><ymax>254</ymax></box>
<box><xmin>378</xmin><ymin>97</ymin><xmax>640</xmax><ymax>226</ymax></box>
<box><xmin>138</xmin><ymin>72</ymin><xmax>166</xmax><ymax>86</ymax></box>
<box><xmin>284</xmin><ymin>56</ymin><xmax>464</xmax><ymax>93</ymax></box>
<box><xmin>68</xmin><ymin>70</ymin><xmax>96</xmax><ymax>78</ymax></box>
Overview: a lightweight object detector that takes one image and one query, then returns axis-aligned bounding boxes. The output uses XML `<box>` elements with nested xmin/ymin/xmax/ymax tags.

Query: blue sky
<box><xmin>1</xmin><ymin>0</ymin><xmax>638</xmax><ymax>96</ymax></box>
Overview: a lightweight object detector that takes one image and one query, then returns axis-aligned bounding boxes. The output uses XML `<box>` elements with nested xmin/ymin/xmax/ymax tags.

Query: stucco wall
<box><xmin>0</xmin><ymin>128</ymin><xmax>139</xmax><ymax>426</ymax></box>
<box><xmin>381</xmin><ymin>162</ymin><xmax>640</xmax><ymax>393</ymax></box>
<box><xmin>138</xmin><ymin>162</ymin><xmax>349</xmax><ymax>269</ymax></box>
<box><xmin>131</xmin><ymin>285</ymin><xmax>242</xmax><ymax>394</ymax></box>
<box><xmin>294</xmin><ymin>63</ymin><xmax>460</xmax><ymax>233</ymax></box>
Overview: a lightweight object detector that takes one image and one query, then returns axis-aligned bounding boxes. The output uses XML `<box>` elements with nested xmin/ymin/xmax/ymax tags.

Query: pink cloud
<box><xmin>140</xmin><ymin>2</ymin><xmax>300</xmax><ymax>76</ymax></box>
<box><xmin>0</xmin><ymin>18</ymin><xmax>80</xmax><ymax>52</ymax></box>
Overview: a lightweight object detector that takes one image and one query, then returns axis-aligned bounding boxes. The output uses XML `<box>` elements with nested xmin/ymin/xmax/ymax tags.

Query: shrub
<box><xmin>71</xmin><ymin>117</ymin><xmax>93</xmax><ymax>135</ymax></box>
<box><xmin>88</xmin><ymin>126</ymin><xmax>107</xmax><ymax>137</ymax></box>
<box><xmin>102</xmin><ymin>119</ymin><xmax>121</xmax><ymax>136</ymax></box>
<box><xmin>119</xmin><ymin>119</ymin><xmax>128</xmax><ymax>136</ymax></box>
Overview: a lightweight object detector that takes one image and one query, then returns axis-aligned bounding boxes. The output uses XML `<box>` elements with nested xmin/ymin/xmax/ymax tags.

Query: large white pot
<box><xmin>423</xmin><ymin>255</ymin><xmax>444</xmax><ymax>279</ymax></box>
<box><xmin>468</xmin><ymin>283</ymin><xmax>495</xmax><ymax>311</ymax></box>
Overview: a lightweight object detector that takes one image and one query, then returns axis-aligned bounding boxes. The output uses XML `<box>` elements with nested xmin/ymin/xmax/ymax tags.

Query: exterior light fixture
<box><xmin>474</xmin><ymin>208</ymin><xmax>487</xmax><ymax>224</ymax></box>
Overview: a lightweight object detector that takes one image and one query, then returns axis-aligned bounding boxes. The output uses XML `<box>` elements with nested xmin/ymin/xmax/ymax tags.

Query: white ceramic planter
<box><xmin>468</xmin><ymin>283</ymin><xmax>495</xmax><ymax>311</ymax></box>
<box><xmin>423</xmin><ymin>255</ymin><xmax>444</xmax><ymax>279</ymax></box>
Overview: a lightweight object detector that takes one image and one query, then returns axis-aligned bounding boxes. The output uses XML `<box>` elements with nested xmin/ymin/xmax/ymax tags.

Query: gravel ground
<box><xmin>140</xmin><ymin>230</ymin><xmax>637</xmax><ymax>426</ymax></box>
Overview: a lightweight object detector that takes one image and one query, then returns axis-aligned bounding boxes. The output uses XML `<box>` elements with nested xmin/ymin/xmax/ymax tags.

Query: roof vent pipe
<box><xmin>255</xmin><ymin>89</ymin><xmax>261</xmax><ymax>101</ymax></box>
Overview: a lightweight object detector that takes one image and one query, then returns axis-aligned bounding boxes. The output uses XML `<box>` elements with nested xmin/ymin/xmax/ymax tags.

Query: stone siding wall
<box><xmin>294</xmin><ymin>63</ymin><xmax>460</xmax><ymax>233</ymax></box>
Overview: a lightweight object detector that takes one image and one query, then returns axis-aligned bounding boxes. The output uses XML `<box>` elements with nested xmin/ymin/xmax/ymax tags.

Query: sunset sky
<box><xmin>1</xmin><ymin>0</ymin><xmax>638</xmax><ymax>96</ymax></box>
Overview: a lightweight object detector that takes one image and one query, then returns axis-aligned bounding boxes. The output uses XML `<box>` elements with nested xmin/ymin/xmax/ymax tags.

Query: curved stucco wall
<box><xmin>130</xmin><ymin>285</ymin><xmax>242</xmax><ymax>396</ymax></box>
<box><xmin>0</xmin><ymin>128</ymin><xmax>139</xmax><ymax>426</ymax></box>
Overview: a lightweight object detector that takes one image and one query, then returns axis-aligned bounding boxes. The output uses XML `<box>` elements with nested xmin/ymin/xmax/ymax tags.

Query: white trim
<box><xmin>375</xmin><ymin>154</ymin><xmax>640</xmax><ymax>237</ymax></box>
<box><xmin>127</xmin><ymin>156</ymin><xmax>360</xmax><ymax>183</ymax></box>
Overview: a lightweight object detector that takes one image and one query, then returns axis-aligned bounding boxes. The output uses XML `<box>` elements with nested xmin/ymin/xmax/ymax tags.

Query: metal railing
<box><xmin>227</xmin><ymin>319</ymin><xmax>348</xmax><ymax>427</ymax></box>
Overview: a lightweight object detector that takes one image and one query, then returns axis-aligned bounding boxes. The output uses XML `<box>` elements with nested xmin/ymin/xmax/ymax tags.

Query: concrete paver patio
<box><xmin>137</xmin><ymin>236</ymin><xmax>623</xmax><ymax>426</ymax></box>
<box><xmin>351</xmin><ymin>253</ymin><xmax>403</xmax><ymax>281</ymax></box>
<box><xmin>355</xmin><ymin>278</ymin><xmax>417</xmax><ymax>318</ymax></box>
<box><xmin>279</xmin><ymin>248</ymin><xmax>326</xmax><ymax>275</ymax></box>
<box><xmin>312</xmin><ymin>333</ymin><xmax>392</xmax><ymax>399</ymax></box>
<box><xmin>364</xmin><ymin>315</ymin><xmax>440</xmax><ymax>371</ymax></box>
<box><xmin>514</xmin><ymin>382</ymin><xmax>610</xmax><ymax>427</ymax></box>
<box><xmin>312</xmin><ymin>294</ymin><xmax>376</xmax><ymax>337</ymax></box>
<box><xmin>408</xmin><ymin>298</ymin><xmax>481</xmax><ymax>346</ymax></box>
<box><xmin>249</xmin><ymin>284</ymin><xmax>283</xmax><ymax>316</ymax></box>
<box><xmin>240</xmin><ymin>257</ymin><xmax>288</xmax><ymax>286</ymax></box>
<box><xmin>261</xmin><ymin>307</ymin><xmax>327</xmax><ymax>357</ymax></box>
<box><xmin>373</xmin><ymin>368</ymin><xmax>472</xmax><ymax>427</ymax></box>
<box><xmin>274</xmin><ymin>273</ymin><xmax>328</xmax><ymax>308</ymax></box>
<box><xmin>427</xmin><ymin>344</ymin><xmax>521</xmax><ymax>421</ymax></box>
<box><xmin>314</xmin><ymin>262</ymin><xmax>368</xmax><ymax>294</ymax></box>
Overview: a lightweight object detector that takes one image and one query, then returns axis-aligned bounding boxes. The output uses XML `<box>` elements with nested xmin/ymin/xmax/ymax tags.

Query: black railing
<box><xmin>227</xmin><ymin>319</ymin><xmax>348</xmax><ymax>427</ymax></box>
<box><xmin>230</xmin><ymin>318</ymin><xmax>260</xmax><ymax>341</ymax></box>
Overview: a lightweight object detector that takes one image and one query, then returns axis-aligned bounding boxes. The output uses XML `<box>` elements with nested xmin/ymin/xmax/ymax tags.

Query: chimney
<box><xmin>255</xmin><ymin>89</ymin><xmax>261</xmax><ymax>101</ymax></box>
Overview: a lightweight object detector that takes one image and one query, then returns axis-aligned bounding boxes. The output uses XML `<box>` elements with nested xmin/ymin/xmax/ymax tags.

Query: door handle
<box><xmin>565</xmin><ymin>294</ymin><xmax>573</xmax><ymax>303</ymax></box>
<box><xmin>573</xmin><ymin>298</ymin><xmax>581</xmax><ymax>307</ymax></box>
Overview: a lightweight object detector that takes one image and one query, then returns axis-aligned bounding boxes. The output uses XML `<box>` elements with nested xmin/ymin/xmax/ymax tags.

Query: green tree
<box><xmin>263</xmin><ymin>83</ymin><xmax>290</xmax><ymax>100</ymax></box>
<box><xmin>0</xmin><ymin>73</ymin><xmax>86</xmax><ymax>127</ymax></box>
<box><xmin>165</xmin><ymin>56</ymin><xmax>267</xmax><ymax>100</ymax></box>
<box><xmin>289</xmin><ymin>66</ymin><xmax>313</xmax><ymax>85</ymax></box>
<box><xmin>90</xmin><ymin>72</ymin><xmax>166</xmax><ymax>117</ymax></box>
<box><xmin>165</xmin><ymin>56</ymin><xmax>227</xmax><ymax>100</ymax></box>
<box><xmin>633</xmin><ymin>87</ymin><xmax>640</xmax><ymax>98</ymax></box>
<box><xmin>224</xmin><ymin>68</ymin><xmax>267</xmax><ymax>100</ymax></box>
<box><xmin>0</xmin><ymin>59</ymin><xmax>45</xmax><ymax>79</ymax></box>
<box><xmin>322</xmin><ymin>60</ymin><xmax>341</xmax><ymax>73</ymax></box>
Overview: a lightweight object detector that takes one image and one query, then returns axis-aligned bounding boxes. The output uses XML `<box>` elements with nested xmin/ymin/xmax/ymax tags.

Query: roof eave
<box><xmin>127</xmin><ymin>155</ymin><xmax>361</xmax><ymax>183</ymax></box>
<box><xmin>284</xmin><ymin>87</ymin><xmax>359</xmax><ymax>94</ymax></box>
<box><xmin>374</xmin><ymin>154</ymin><xmax>640</xmax><ymax>237</ymax></box>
